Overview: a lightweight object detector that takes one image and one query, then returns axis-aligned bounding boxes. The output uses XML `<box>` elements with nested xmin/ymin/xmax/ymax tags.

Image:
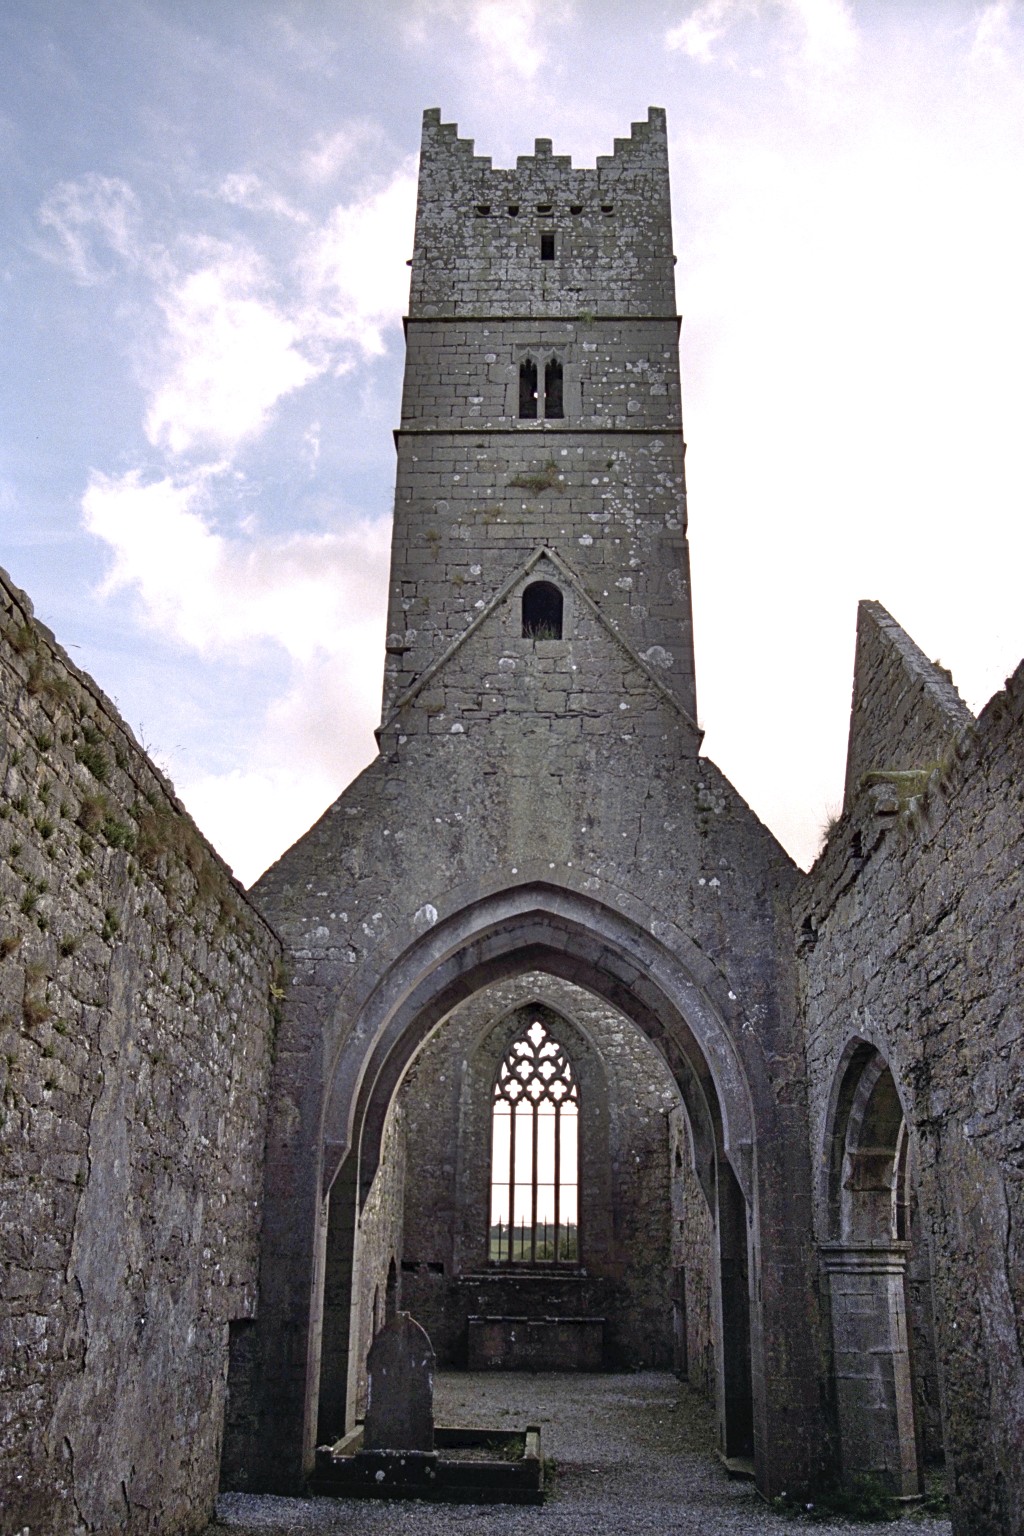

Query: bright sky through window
<box><xmin>490</xmin><ymin>1019</ymin><xmax>578</xmax><ymax>1264</ymax></box>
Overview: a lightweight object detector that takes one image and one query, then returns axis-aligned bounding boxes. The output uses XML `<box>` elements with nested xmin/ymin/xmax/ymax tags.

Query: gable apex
<box><xmin>379</xmin><ymin>545</ymin><xmax>702</xmax><ymax>743</ymax></box>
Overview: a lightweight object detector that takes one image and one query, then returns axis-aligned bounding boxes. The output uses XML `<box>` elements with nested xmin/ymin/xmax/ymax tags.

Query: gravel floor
<box><xmin>211</xmin><ymin>1372</ymin><xmax>952</xmax><ymax>1536</ymax></box>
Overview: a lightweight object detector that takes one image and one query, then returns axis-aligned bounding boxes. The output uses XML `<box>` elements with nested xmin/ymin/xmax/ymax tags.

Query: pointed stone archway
<box><xmin>245</xmin><ymin>881</ymin><xmax>821</xmax><ymax>1499</ymax></box>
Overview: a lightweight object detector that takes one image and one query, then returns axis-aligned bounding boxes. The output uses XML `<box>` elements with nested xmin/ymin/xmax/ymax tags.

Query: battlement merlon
<box><xmin>411</xmin><ymin>108</ymin><xmax>676</xmax><ymax>319</ymax></box>
<box><xmin>419</xmin><ymin>105</ymin><xmax>668</xmax><ymax>174</ymax></box>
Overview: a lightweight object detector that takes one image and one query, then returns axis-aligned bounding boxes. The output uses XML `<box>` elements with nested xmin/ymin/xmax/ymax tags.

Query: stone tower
<box><xmin>382</xmin><ymin>106</ymin><xmax>696</xmax><ymax>728</ymax></box>
<box><xmin>245</xmin><ymin>110</ymin><xmax>822</xmax><ymax>1499</ymax></box>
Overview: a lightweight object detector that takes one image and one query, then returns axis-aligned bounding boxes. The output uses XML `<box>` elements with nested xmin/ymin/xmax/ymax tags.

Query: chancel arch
<box><xmin>312</xmin><ymin>885</ymin><xmax>759</xmax><ymax>1474</ymax></box>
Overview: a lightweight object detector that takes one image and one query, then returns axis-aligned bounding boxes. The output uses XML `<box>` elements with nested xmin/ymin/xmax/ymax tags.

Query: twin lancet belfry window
<box><xmin>519</xmin><ymin>358</ymin><xmax>563</xmax><ymax>420</ymax></box>
<box><xmin>489</xmin><ymin>1019</ymin><xmax>580</xmax><ymax>1265</ymax></box>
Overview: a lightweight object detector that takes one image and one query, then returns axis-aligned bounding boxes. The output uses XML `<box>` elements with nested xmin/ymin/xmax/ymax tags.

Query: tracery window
<box><xmin>489</xmin><ymin>1019</ymin><xmax>579</xmax><ymax>1264</ymax></box>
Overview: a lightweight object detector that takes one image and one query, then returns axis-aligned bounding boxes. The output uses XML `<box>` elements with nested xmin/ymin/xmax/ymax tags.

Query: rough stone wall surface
<box><xmin>253</xmin><ymin>622</ymin><xmax>816</xmax><ymax>1487</ymax></box>
<box><xmin>801</xmin><ymin>624</ymin><xmax>1024</xmax><ymax>1536</ymax></box>
<box><xmin>669</xmin><ymin>1104</ymin><xmax>715</xmax><ymax>1400</ymax></box>
<box><xmin>410</xmin><ymin>109</ymin><xmax>675</xmax><ymax>320</ymax></box>
<box><xmin>384</xmin><ymin>433</ymin><xmax>692</xmax><ymax>719</ymax></box>
<box><xmin>0</xmin><ymin>569</ymin><xmax>280</xmax><ymax>1536</ymax></box>
<box><xmin>397</xmin><ymin>972</ymin><xmax>679</xmax><ymax>1368</ymax></box>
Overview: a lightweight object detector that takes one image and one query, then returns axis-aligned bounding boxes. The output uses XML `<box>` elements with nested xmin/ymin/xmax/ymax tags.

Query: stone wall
<box><xmin>669</xmin><ymin>1104</ymin><xmax>715</xmax><ymax>1400</ymax></box>
<box><xmin>397</xmin><ymin>973</ymin><xmax>680</xmax><ymax>1369</ymax></box>
<box><xmin>843</xmin><ymin>600</ymin><xmax>974</xmax><ymax>802</ymax></box>
<box><xmin>0</xmin><ymin>568</ymin><xmax>280</xmax><ymax>1535</ymax></box>
<box><xmin>800</xmin><ymin>602</ymin><xmax>1024</xmax><ymax>1534</ymax></box>
<box><xmin>351</xmin><ymin>1102</ymin><xmax>407</xmax><ymax>1419</ymax></box>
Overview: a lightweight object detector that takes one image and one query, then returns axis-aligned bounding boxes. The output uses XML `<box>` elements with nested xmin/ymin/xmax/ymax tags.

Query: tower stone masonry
<box><xmin>385</xmin><ymin>106</ymin><xmax>696</xmax><ymax>725</ymax></box>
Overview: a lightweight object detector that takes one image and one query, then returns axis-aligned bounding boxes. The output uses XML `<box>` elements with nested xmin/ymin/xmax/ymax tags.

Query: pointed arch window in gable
<box><xmin>519</xmin><ymin>357</ymin><xmax>538</xmax><ymax>419</ymax></box>
<box><xmin>489</xmin><ymin>1018</ymin><xmax>579</xmax><ymax>1265</ymax></box>
<box><xmin>522</xmin><ymin>580</ymin><xmax>563</xmax><ymax>640</ymax></box>
<box><xmin>544</xmin><ymin>357</ymin><xmax>564</xmax><ymax>419</ymax></box>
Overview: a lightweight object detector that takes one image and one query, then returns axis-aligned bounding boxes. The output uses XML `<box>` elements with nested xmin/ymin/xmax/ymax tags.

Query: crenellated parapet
<box><xmin>412</xmin><ymin>108</ymin><xmax>675</xmax><ymax>319</ymax></box>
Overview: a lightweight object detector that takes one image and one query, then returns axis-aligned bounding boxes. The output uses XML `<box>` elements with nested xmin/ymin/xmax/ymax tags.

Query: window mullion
<box><xmin>554</xmin><ymin>1098</ymin><xmax>562</xmax><ymax>1263</ymax></box>
<box><xmin>530</xmin><ymin>1101</ymin><xmax>539</xmax><ymax>1264</ymax></box>
<box><xmin>508</xmin><ymin>1103</ymin><xmax>516</xmax><ymax>1265</ymax></box>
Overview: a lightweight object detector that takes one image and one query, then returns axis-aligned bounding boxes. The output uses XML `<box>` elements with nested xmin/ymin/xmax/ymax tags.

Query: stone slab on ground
<box><xmin>211</xmin><ymin>1372</ymin><xmax>952</xmax><ymax>1536</ymax></box>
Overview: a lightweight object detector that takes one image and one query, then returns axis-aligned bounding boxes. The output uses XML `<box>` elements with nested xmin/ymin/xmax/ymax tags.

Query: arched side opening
<box><xmin>522</xmin><ymin>580</ymin><xmax>563</xmax><ymax>640</ymax></box>
<box><xmin>312</xmin><ymin>893</ymin><xmax>760</xmax><ymax>1474</ymax></box>
<box><xmin>821</xmin><ymin>1041</ymin><xmax>937</xmax><ymax>1497</ymax></box>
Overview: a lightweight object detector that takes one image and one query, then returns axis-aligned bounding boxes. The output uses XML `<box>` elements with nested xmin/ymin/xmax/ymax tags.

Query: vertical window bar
<box><xmin>531</xmin><ymin>1100</ymin><xmax>539</xmax><ymax>1263</ymax></box>
<box><xmin>554</xmin><ymin>1098</ymin><xmax>562</xmax><ymax>1261</ymax></box>
<box><xmin>508</xmin><ymin>1107</ymin><xmax>516</xmax><ymax>1265</ymax></box>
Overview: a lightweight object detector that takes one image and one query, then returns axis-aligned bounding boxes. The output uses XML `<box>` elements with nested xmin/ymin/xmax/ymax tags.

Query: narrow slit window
<box><xmin>489</xmin><ymin>1019</ymin><xmax>579</xmax><ymax>1266</ymax></box>
<box><xmin>519</xmin><ymin>358</ymin><xmax>538</xmax><ymax>419</ymax></box>
<box><xmin>544</xmin><ymin>358</ymin><xmax>564</xmax><ymax>419</ymax></box>
<box><xmin>522</xmin><ymin>581</ymin><xmax>563</xmax><ymax>640</ymax></box>
<box><xmin>540</xmin><ymin>232</ymin><xmax>555</xmax><ymax>261</ymax></box>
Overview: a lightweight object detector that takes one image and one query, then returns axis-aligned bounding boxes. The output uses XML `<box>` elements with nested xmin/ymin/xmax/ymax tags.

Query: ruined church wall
<box><xmin>0</xmin><ymin>569</ymin><xmax>280</xmax><ymax>1536</ymax></box>
<box><xmin>800</xmin><ymin>656</ymin><xmax>1024</xmax><ymax>1535</ymax></box>
<box><xmin>843</xmin><ymin>600</ymin><xmax>974</xmax><ymax>802</ymax></box>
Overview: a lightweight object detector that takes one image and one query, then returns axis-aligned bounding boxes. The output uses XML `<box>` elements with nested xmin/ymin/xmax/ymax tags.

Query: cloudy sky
<box><xmin>3</xmin><ymin>1</ymin><xmax>1023</xmax><ymax>885</ymax></box>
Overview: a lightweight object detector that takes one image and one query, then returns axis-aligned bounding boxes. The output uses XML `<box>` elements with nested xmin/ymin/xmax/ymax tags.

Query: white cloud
<box><xmin>786</xmin><ymin>0</ymin><xmax>857</xmax><ymax>74</ymax></box>
<box><xmin>300</xmin><ymin>163</ymin><xmax>418</xmax><ymax>357</ymax></box>
<box><xmin>37</xmin><ymin>174</ymin><xmax>143</xmax><ymax>284</ymax></box>
<box><xmin>82</xmin><ymin>466</ymin><xmax>392</xmax><ymax>882</ymax></box>
<box><xmin>667</xmin><ymin>0</ymin><xmax>741</xmax><ymax>62</ymax></box>
<box><xmin>470</xmin><ymin>1</ymin><xmax>547</xmax><ymax>79</ymax></box>
<box><xmin>38</xmin><ymin>154</ymin><xmax>416</xmax><ymax>461</ymax></box>
<box><xmin>216</xmin><ymin>172</ymin><xmax>310</xmax><ymax>224</ymax></box>
<box><xmin>143</xmin><ymin>165</ymin><xmax>414</xmax><ymax>456</ymax></box>
<box><xmin>969</xmin><ymin>1</ymin><xmax>1021</xmax><ymax>70</ymax></box>
<box><xmin>143</xmin><ymin>243</ymin><xmax>322</xmax><ymax>456</ymax></box>
<box><xmin>400</xmin><ymin>0</ymin><xmax>562</xmax><ymax>81</ymax></box>
<box><xmin>300</xmin><ymin>121</ymin><xmax>381</xmax><ymax>185</ymax></box>
<box><xmin>667</xmin><ymin>0</ymin><xmax>857</xmax><ymax>75</ymax></box>
<box><xmin>82</xmin><ymin>466</ymin><xmax>390</xmax><ymax>661</ymax></box>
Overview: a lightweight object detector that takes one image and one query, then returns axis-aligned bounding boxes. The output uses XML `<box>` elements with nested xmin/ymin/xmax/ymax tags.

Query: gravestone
<box><xmin>363</xmin><ymin>1312</ymin><xmax>435</xmax><ymax>1452</ymax></box>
